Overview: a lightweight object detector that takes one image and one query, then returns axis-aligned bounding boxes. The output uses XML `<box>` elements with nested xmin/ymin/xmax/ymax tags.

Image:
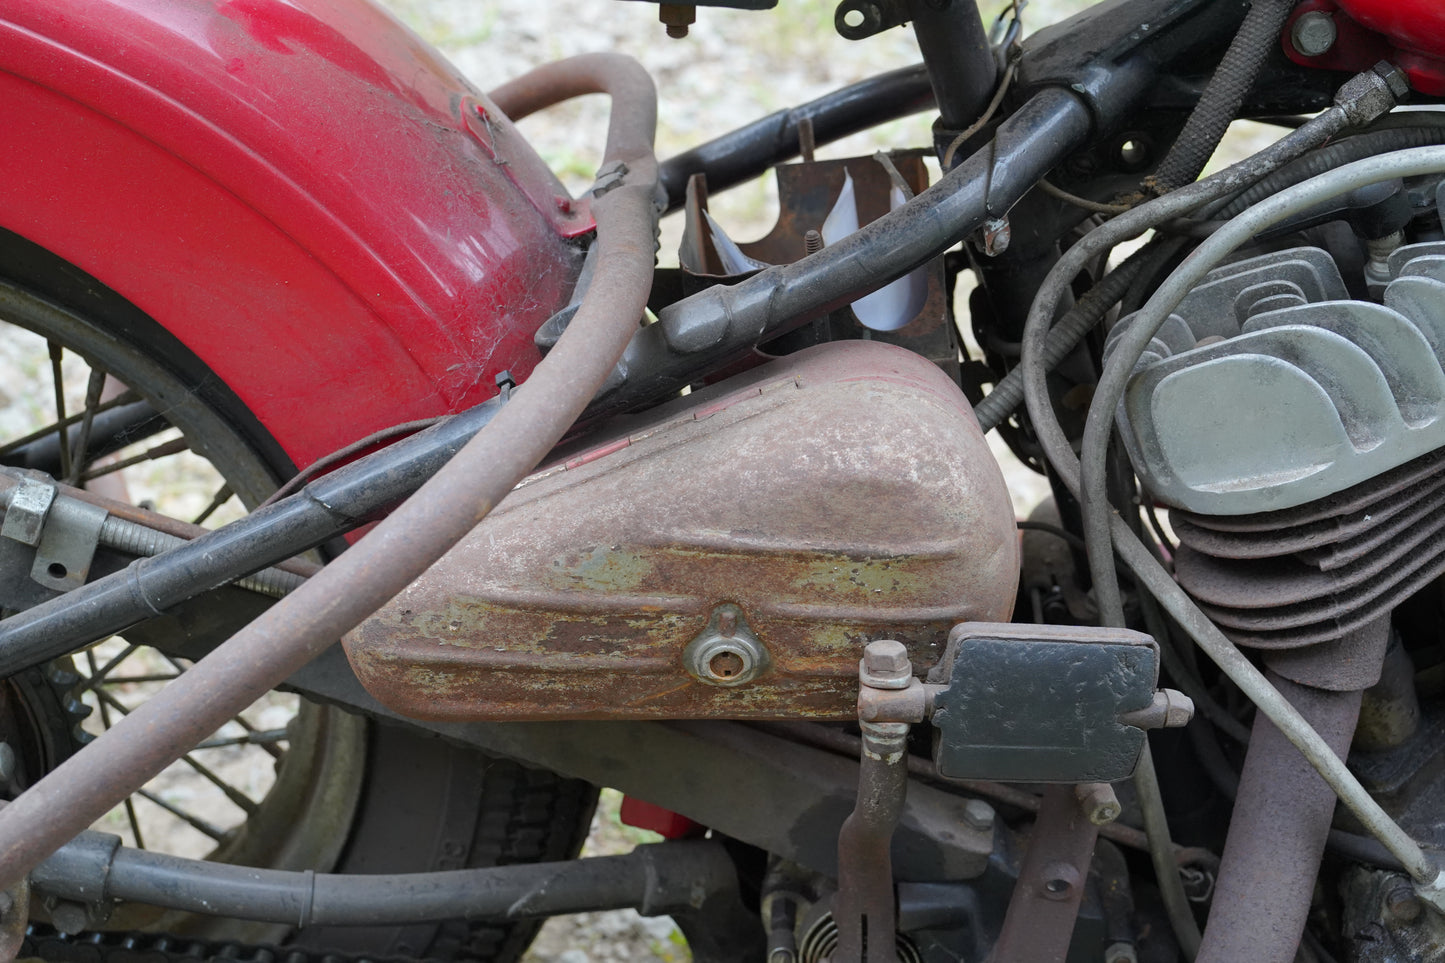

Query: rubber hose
<box><xmin>1151</xmin><ymin>0</ymin><xmax>1297</xmax><ymax>192</ymax></box>
<box><xmin>973</xmin><ymin>252</ymin><xmax>1147</xmax><ymax>432</ymax></box>
<box><xmin>1220</xmin><ymin>122</ymin><xmax>1445</xmax><ymax>215</ymax></box>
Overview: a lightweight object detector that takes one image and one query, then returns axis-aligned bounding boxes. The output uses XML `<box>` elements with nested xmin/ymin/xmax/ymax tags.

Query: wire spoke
<box><xmin>194</xmin><ymin>729</ymin><xmax>289</xmax><ymax>751</ymax></box>
<box><xmin>122</xmin><ymin>795</ymin><xmax>146</xmax><ymax>850</ymax></box>
<box><xmin>66</xmin><ymin>366</ymin><xmax>108</xmax><ymax>486</ymax></box>
<box><xmin>96</xmin><ymin>674</ymin><xmax>182</xmax><ymax>685</ymax></box>
<box><xmin>46</xmin><ymin>341</ymin><xmax>71</xmax><ymax>481</ymax></box>
<box><xmin>135</xmin><ymin>788</ymin><xmax>228</xmax><ymax>842</ymax></box>
<box><xmin>79</xmin><ymin>436</ymin><xmax>189</xmax><ymax>482</ymax></box>
<box><xmin>225</xmin><ymin>712</ymin><xmax>286</xmax><ymax>761</ymax></box>
<box><xmin>85</xmin><ymin>650</ymin><xmax>118</xmax><ymax>733</ymax></box>
<box><xmin>91</xmin><ymin>688</ymin><xmax>259</xmax><ymax>814</ymax></box>
<box><xmin>74</xmin><ymin>643</ymin><xmax>138</xmax><ymax>693</ymax></box>
<box><xmin>0</xmin><ymin>390</ymin><xmax>141</xmax><ymax>460</ymax></box>
<box><xmin>192</xmin><ymin>483</ymin><xmax>235</xmax><ymax>525</ymax></box>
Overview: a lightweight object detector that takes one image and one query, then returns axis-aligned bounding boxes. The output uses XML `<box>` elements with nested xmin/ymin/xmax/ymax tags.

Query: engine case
<box><xmin>344</xmin><ymin>340</ymin><xmax>1019</xmax><ymax>721</ymax></box>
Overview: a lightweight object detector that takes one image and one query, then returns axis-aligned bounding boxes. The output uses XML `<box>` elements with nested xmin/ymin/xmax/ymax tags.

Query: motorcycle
<box><xmin>0</xmin><ymin>0</ymin><xmax>1443</xmax><ymax>959</ymax></box>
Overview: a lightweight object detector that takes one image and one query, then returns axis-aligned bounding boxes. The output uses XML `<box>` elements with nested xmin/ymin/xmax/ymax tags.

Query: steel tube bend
<box><xmin>0</xmin><ymin>52</ymin><xmax>661</xmax><ymax>891</ymax></box>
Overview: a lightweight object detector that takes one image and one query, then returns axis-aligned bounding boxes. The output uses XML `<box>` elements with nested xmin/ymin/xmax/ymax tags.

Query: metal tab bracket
<box><xmin>30</xmin><ymin>495</ymin><xmax>107</xmax><ymax>592</ymax></box>
<box><xmin>3</xmin><ymin>476</ymin><xmax>107</xmax><ymax>593</ymax></box>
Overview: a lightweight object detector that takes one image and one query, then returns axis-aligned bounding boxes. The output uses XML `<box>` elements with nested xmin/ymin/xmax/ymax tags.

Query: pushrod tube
<box><xmin>0</xmin><ymin>51</ymin><xmax>662</xmax><ymax>893</ymax></box>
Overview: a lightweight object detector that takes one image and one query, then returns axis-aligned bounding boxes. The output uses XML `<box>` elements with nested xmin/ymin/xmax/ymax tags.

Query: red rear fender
<box><xmin>0</xmin><ymin>0</ymin><xmax>587</xmax><ymax>469</ymax></box>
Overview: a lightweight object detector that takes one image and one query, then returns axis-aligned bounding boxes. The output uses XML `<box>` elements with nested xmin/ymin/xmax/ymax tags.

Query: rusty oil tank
<box><xmin>344</xmin><ymin>339</ymin><xmax>1019</xmax><ymax>721</ymax></box>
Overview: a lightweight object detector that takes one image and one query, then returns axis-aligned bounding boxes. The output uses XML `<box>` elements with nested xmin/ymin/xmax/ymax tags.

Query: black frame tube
<box><xmin>32</xmin><ymin>832</ymin><xmax>738</xmax><ymax>928</ymax></box>
<box><xmin>656</xmin><ymin>64</ymin><xmax>936</xmax><ymax>212</ymax></box>
<box><xmin>0</xmin><ymin>398</ymin><xmax>500</xmax><ymax>675</ymax></box>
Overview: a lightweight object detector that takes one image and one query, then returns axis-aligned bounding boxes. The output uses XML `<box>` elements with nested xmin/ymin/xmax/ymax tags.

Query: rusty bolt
<box><xmin>1386</xmin><ymin>882</ymin><xmax>1423</xmax><ymax>924</ymax></box>
<box><xmin>962</xmin><ymin>798</ymin><xmax>996</xmax><ymax>833</ymax></box>
<box><xmin>803</xmin><ymin>230</ymin><xmax>824</xmax><ymax>256</ymax></box>
<box><xmin>1075</xmin><ymin>782</ymin><xmax>1122</xmax><ymax>825</ymax></box>
<box><xmin>860</xmin><ymin>640</ymin><xmax>912</xmax><ymax>690</ymax></box>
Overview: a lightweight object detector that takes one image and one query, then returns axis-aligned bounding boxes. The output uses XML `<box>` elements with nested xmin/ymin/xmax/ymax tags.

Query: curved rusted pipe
<box><xmin>0</xmin><ymin>52</ymin><xmax>659</xmax><ymax>891</ymax></box>
<box><xmin>1197</xmin><ymin>621</ymin><xmax>1389</xmax><ymax>963</ymax></box>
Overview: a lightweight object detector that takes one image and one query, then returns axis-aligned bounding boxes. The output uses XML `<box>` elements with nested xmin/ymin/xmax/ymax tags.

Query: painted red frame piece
<box><xmin>0</xmin><ymin>0</ymin><xmax>590</xmax><ymax>470</ymax></box>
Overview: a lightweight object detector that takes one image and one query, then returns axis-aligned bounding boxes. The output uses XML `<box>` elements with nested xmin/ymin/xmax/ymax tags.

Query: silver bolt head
<box><xmin>962</xmin><ymin>798</ymin><xmax>996</xmax><ymax>832</ymax></box>
<box><xmin>1291</xmin><ymin>11</ymin><xmax>1337</xmax><ymax>58</ymax></box>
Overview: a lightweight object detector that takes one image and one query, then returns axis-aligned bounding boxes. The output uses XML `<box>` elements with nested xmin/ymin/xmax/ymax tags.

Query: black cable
<box><xmin>1149</xmin><ymin>0</ymin><xmax>1297</xmax><ymax>192</ymax></box>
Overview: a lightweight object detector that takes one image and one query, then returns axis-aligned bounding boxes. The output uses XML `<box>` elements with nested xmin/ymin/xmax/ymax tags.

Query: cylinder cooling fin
<box><xmin>1108</xmin><ymin>242</ymin><xmax>1445</xmax><ymax>515</ymax></box>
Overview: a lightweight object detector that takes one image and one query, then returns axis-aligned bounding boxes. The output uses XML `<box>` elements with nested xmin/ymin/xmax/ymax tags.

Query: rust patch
<box><xmin>345</xmin><ymin>340</ymin><xmax>1019</xmax><ymax>721</ymax></box>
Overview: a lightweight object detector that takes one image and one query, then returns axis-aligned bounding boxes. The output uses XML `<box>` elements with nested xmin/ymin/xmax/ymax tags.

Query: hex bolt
<box><xmin>1075</xmin><ymin>782</ymin><xmax>1122</xmax><ymax>825</ymax></box>
<box><xmin>860</xmin><ymin>640</ymin><xmax>913</xmax><ymax>690</ymax></box>
<box><xmin>1291</xmin><ymin>11</ymin><xmax>1337</xmax><ymax>58</ymax></box>
<box><xmin>962</xmin><ymin>798</ymin><xmax>996</xmax><ymax>833</ymax></box>
<box><xmin>1386</xmin><ymin>881</ymin><xmax>1423</xmax><ymax>923</ymax></box>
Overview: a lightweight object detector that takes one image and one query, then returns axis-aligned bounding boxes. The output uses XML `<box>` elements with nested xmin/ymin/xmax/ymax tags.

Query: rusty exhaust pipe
<box><xmin>0</xmin><ymin>52</ymin><xmax>660</xmax><ymax>891</ymax></box>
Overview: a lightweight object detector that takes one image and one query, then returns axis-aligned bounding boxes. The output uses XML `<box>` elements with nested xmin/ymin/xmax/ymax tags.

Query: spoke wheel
<box><xmin>0</xmin><ymin>240</ymin><xmax>596</xmax><ymax>960</ymax></box>
<box><xmin>0</xmin><ymin>279</ymin><xmax>368</xmax><ymax>944</ymax></box>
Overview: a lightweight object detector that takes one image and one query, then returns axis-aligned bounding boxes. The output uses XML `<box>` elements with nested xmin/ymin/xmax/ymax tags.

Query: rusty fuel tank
<box><xmin>344</xmin><ymin>340</ymin><xmax>1019</xmax><ymax>721</ymax></box>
